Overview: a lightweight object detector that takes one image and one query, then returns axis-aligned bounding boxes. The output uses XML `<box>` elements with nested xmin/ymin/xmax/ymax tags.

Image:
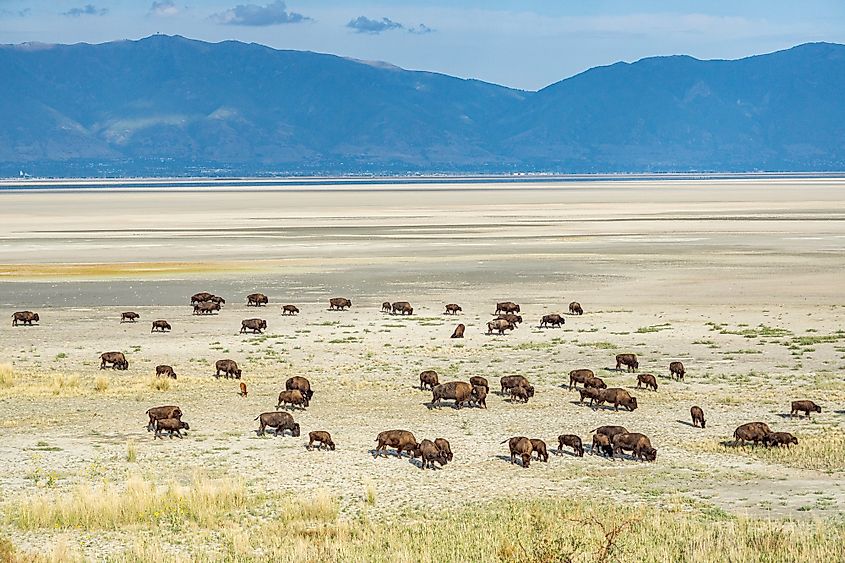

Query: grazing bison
<box><xmin>584</xmin><ymin>377</ymin><xmax>607</xmax><ymax>390</ymax></box>
<box><xmin>591</xmin><ymin>433</ymin><xmax>613</xmax><ymax>457</ymax></box>
<box><xmin>540</xmin><ymin>314</ymin><xmax>565</xmax><ymax>328</ymax></box>
<box><xmin>495</xmin><ymin>302</ymin><xmax>520</xmax><ymax>314</ymax></box>
<box><xmin>375</xmin><ymin>430</ymin><xmax>418</xmax><ymax>458</ymax></box>
<box><xmin>151</xmin><ymin>320</ymin><xmax>171</xmax><ymax>333</ymax></box>
<box><xmin>431</xmin><ymin>382</ymin><xmax>477</xmax><ymax>409</ymax></box>
<box><xmin>154</xmin><ymin>418</ymin><xmax>189</xmax><ymax>440</ymax></box>
<box><xmin>569</xmin><ymin>302</ymin><xmax>583</xmax><ymax>315</ymax></box>
<box><xmin>690</xmin><ymin>406</ymin><xmax>706</xmax><ymax>428</ymax></box>
<box><xmin>391</xmin><ymin>301</ymin><xmax>414</xmax><ymax>315</ymax></box>
<box><xmin>155</xmin><ymin>365</ymin><xmax>176</xmax><ymax>379</ymax></box>
<box><xmin>763</xmin><ymin>432</ymin><xmax>798</xmax><ymax>448</ymax></box>
<box><xmin>445</xmin><ymin>304</ymin><xmax>462</xmax><ymax>315</ymax></box>
<box><xmin>434</xmin><ymin>438</ymin><xmax>453</xmax><ymax>462</ymax></box>
<box><xmin>636</xmin><ymin>373</ymin><xmax>658</xmax><ymax>391</ymax></box>
<box><xmin>240</xmin><ymin>318</ymin><xmax>267</xmax><ymax>334</ymax></box>
<box><xmin>568</xmin><ymin>369</ymin><xmax>595</xmax><ymax>390</ymax></box>
<box><xmin>558</xmin><ymin>434</ymin><xmax>584</xmax><ymax>457</ymax></box>
<box><xmin>734</xmin><ymin>422</ymin><xmax>772</xmax><ymax>447</ymax></box>
<box><xmin>120</xmin><ymin>312</ymin><xmax>139</xmax><ymax>323</ymax></box>
<box><xmin>419</xmin><ymin>370</ymin><xmax>439</xmax><ymax>391</ymax></box>
<box><xmin>255</xmin><ymin>411</ymin><xmax>300</xmax><ymax>437</ymax></box>
<box><xmin>215</xmin><ymin>359</ymin><xmax>242</xmax><ymax>379</ymax></box>
<box><xmin>191</xmin><ymin>292</ymin><xmax>214</xmax><ymax>304</ymax></box>
<box><xmin>579</xmin><ymin>387</ymin><xmax>602</xmax><ymax>406</ymax></box>
<box><xmin>469</xmin><ymin>376</ymin><xmax>489</xmax><ymax>392</ymax></box>
<box><xmin>381</xmin><ymin>302</ymin><xmax>392</xmax><ymax>313</ymax></box>
<box><xmin>594</xmin><ymin>388</ymin><xmax>638</xmax><ymax>412</ymax></box>
<box><xmin>282</xmin><ymin>305</ymin><xmax>299</xmax><ymax>316</ymax></box>
<box><xmin>329</xmin><ymin>297</ymin><xmax>352</xmax><ymax>311</ymax></box>
<box><xmin>487</xmin><ymin>318</ymin><xmax>515</xmax><ymax>335</ymax></box>
<box><xmin>592</xmin><ymin>426</ymin><xmax>629</xmax><ymax>440</ymax></box>
<box><xmin>470</xmin><ymin>385</ymin><xmax>488</xmax><ymax>409</ymax></box>
<box><xmin>285</xmin><ymin>376</ymin><xmax>314</xmax><ymax>401</ymax></box>
<box><xmin>615</xmin><ymin>354</ymin><xmax>639</xmax><ymax>372</ymax></box>
<box><xmin>193</xmin><ymin>301</ymin><xmax>220</xmax><ymax>315</ymax></box>
<box><xmin>308</xmin><ymin>431</ymin><xmax>336</xmax><ymax>451</ymax></box>
<box><xmin>497</xmin><ymin>313</ymin><xmax>523</xmax><ymax>326</ymax></box>
<box><xmin>276</xmin><ymin>389</ymin><xmax>309</xmax><ymax>409</ymax></box>
<box><xmin>500</xmin><ymin>376</ymin><xmax>531</xmax><ymax>395</ymax></box>
<box><xmin>530</xmin><ymin>439</ymin><xmax>549</xmax><ymax>462</ymax></box>
<box><xmin>791</xmin><ymin>400</ymin><xmax>822</xmax><ymax>418</ymax></box>
<box><xmin>146</xmin><ymin>405</ymin><xmax>182</xmax><ymax>431</ymax></box>
<box><xmin>209</xmin><ymin>296</ymin><xmax>226</xmax><ymax>306</ymax></box>
<box><xmin>414</xmin><ymin>439</ymin><xmax>448</xmax><ymax>469</ymax></box>
<box><xmin>11</xmin><ymin>311</ymin><xmax>39</xmax><ymax>326</ymax></box>
<box><xmin>100</xmin><ymin>352</ymin><xmax>128</xmax><ymax>370</ymax></box>
<box><xmin>505</xmin><ymin>436</ymin><xmax>533</xmax><ymax>468</ymax></box>
<box><xmin>239</xmin><ymin>382</ymin><xmax>248</xmax><ymax>397</ymax></box>
<box><xmin>509</xmin><ymin>385</ymin><xmax>533</xmax><ymax>403</ymax></box>
<box><xmin>669</xmin><ymin>361</ymin><xmax>685</xmax><ymax>380</ymax></box>
<box><xmin>612</xmin><ymin>432</ymin><xmax>657</xmax><ymax>462</ymax></box>
<box><xmin>247</xmin><ymin>293</ymin><xmax>268</xmax><ymax>307</ymax></box>
<box><xmin>450</xmin><ymin>324</ymin><xmax>465</xmax><ymax>339</ymax></box>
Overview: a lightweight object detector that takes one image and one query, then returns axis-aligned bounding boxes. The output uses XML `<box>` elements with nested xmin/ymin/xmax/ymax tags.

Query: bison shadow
<box><xmin>555</xmin><ymin>448</ymin><xmax>583</xmax><ymax>458</ymax></box>
<box><xmin>494</xmin><ymin>454</ymin><xmax>529</xmax><ymax>467</ymax></box>
<box><xmin>676</xmin><ymin>419</ymin><xmax>698</xmax><ymax>428</ymax></box>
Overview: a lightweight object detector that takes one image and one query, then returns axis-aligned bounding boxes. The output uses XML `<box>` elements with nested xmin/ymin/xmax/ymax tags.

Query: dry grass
<box><xmin>93</xmin><ymin>374</ymin><xmax>109</xmax><ymax>393</ymax></box>
<box><xmin>50</xmin><ymin>374</ymin><xmax>79</xmax><ymax>395</ymax></box>
<box><xmin>147</xmin><ymin>376</ymin><xmax>171</xmax><ymax>391</ymax></box>
<box><xmin>126</xmin><ymin>441</ymin><xmax>137</xmax><ymax>463</ymax></box>
<box><xmin>0</xmin><ymin>363</ymin><xmax>15</xmax><ymax>387</ymax></box>
<box><xmin>688</xmin><ymin>432</ymin><xmax>845</xmax><ymax>473</ymax></box>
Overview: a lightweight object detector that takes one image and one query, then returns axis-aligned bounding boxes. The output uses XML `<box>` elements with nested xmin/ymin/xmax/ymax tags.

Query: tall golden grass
<box><xmin>689</xmin><ymin>432</ymin><xmax>845</xmax><ymax>472</ymax></box>
<box><xmin>0</xmin><ymin>363</ymin><xmax>15</xmax><ymax>387</ymax></box>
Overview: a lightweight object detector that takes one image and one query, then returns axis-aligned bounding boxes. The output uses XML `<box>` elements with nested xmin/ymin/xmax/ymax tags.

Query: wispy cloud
<box><xmin>149</xmin><ymin>0</ymin><xmax>179</xmax><ymax>17</ymax></box>
<box><xmin>62</xmin><ymin>4</ymin><xmax>108</xmax><ymax>17</ymax></box>
<box><xmin>210</xmin><ymin>1</ymin><xmax>310</xmax><ymax>26</ymax></box>
<box><xmin>347</xmin><ymin>16</ymin><xmax>435</xmax><ymax>35</ymax></box>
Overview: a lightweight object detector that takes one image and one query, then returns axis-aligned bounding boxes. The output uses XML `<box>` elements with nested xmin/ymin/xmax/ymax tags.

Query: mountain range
<box><xmin>1</xmin><ymin>35</ymin><xmax>844</xmax><ymax>176</ymax></box>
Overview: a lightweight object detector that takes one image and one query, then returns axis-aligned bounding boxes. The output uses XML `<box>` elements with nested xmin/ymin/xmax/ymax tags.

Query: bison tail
<box><xmin>253</xmin><ymin>416</ymin><xmax>261</xmax><ymax>421</ymax></box>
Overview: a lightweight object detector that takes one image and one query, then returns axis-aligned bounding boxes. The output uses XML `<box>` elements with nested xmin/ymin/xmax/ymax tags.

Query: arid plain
<box><xmin>1</xmin><ymin>177</ymin><xmax>844</xmax><ymax>561</ymax></box>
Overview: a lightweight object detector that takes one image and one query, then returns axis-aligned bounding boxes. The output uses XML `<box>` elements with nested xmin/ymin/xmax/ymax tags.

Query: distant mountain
<box><xmin>1</xmin><ymin>35</ymin><xmax>843</xmax><ymax>176</ymax></box>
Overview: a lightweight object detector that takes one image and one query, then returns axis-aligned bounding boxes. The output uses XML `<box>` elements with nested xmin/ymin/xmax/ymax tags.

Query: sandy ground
<box><xmin>0</xmin><ymin>177</ymin><xmax>844</xmax><ymax>558</ymax></box>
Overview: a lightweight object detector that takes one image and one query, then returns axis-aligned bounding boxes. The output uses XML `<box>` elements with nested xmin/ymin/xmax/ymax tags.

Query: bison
<box><xmin>286</xmin><ymin>376</ymin><xmax>314</xmax><ymax>401</ymax></box>
<box><xmin>690</xmin><ymin>406</ymin><xmax>706</xmax><ymax>428</ymax></box>
<box><xmin>247</xmin><ymin>293</ymin><xmax>269</xmax><ymax>307</ymax></box>
<box><xmin>154</xmin><ymin>418</ymin><xmax>189</xmax><ymax>439</ymax></box>
<box><xmin>500</xmin><ymin>376</ymin><xmax>531</xmax><ymax>395</ymax></box>
<box><xmin>329</xmin><ymin>297</ymin><xmax>352</xmax><ymax>311</ymax></box>
<box><xmin>540</xmin><ymin>314</ymin><xmax>565</xmax><ymax>328</ymax></box>
<box><xmin>558</xmin><ymin>434</ymin><xmax>584</xmax><ymax>457</ymax></box>
<box><xmin>734</xmin><ymin>422</ymin><xmax>772</xmax><ymax>447</ymax></box>
<box><xmin>414</xmin><ymin>439</ymin><xmax>448</xmax><ymax>469</ymax></box>
<box><xmin>591</xmin><ymin>433</ymin><xmax>613</xmax><ymax>457</ymax></box>
<box><xmin>239</xmin><ymin>382</ymin><xmax>248</xmax><ymax>397</ymax></box>
<box><xmin>584</xmin><ymin>377</ymin><xmax>607</xmax><ymax>390</ymax></box>
<box><xmin>100</xmin><ymin>352</ymin><xmax>128</xmax><ymax>370</ymax></box>
<box><xmin>469</xmin><ymin>376</ymin><xmax>489</xmax><ymax>392</ymax></box>
<box><xmin>215</xmin><ymin>359</ymin><xmax>242</xmax><ymax>379</ymax></box>
<box><xmin>569</xmin><ymin>302</ymin><xmax>583</xmax><ymax>315</ymax></box>
<box><xmin>391</xmin><ymin>301</ymin><xmax>414</xmax><ymax>315</ymax></box>
<box><xmin>487</xmin><ymin>318</ymin><xmax>515</xmax><ymax>335</ymax></box>
<box><xmin>594</xmin><ymin>388</ymin><xmax>638</xmax><ymax>412</ymax></box>
<box><xmin>636</xmin><ymin>373</ymin><xmax>658</xmax><ymax>391</ymax></box>
<box><xmin>193</xmin><ymin>301</ymin><xmax>220</xmax><ymax>315</ymax></box>
<box><xmin>445</xmin><ymin>304</ymin><xmax>462</xmax><ymax>315</ymax></box>
<box><xmin>190</xmin><ymin>292</ymin><xmax>214</xmax><ymax>304</ymax></box>
<box><xmin>435</xmin><ymin>438</ymin><xmax>453</xmax><ymax>462</ymax></box>
<box><xmin>763</xmin><ymin>432</ymin><xmax>798</xmax><ymax>448</ymax></box>
<box><xmin>669</xmin><ymin>361</ymin><xmax>685</xmax><ymax>380</ymax></box>
<box><xmin>151</xmin><ymin>320</ymin><xmax>171</xmax><ymax>333</ymax></box>
<box><xmin>568</xmin><ymin>369</ymin><xmax>595</xmax><ymax>390</ymax></box>
<box><xmin>155</xmin><ymin>365</ymin><xmax>176</xmax><ymax>379</ymax></box>
<box><xmin>505</xmin><ymin>436</ymin><xmax>532</xmax><ymax>468</ymax></box>
<box><xmin>146</xmin><ymin>405</ymin><xmax>182</xmax><ymax>431</ymax></box>
<box><xmin>240</xmin><ymin>318</ymin><xmax>267</xmax><ymax>334</ymax></box>
<box><xmin>592</xmin><ymin>425</ymin><xmax>629</xmax><ymax>440</ymax></box>
<box><xmin>375</xmin><ymin>430</ymin><xmax>418</xmax><ymax>458</ymax></box>
<box><xmin>470</xmin><ymin>385</ymin><xmax>488</xmax><ymax>409</ymax></box>
<box><xmin>579</xmin><ymin>387</ymin><xmax>602</xmax><ymax>406</ymax></box>
<box><xmin>276</xmin><ymin>389</ymin><xmax>309</xmax><ymax>409</ymax></box>
<box><xmin>282</xmin><ymin>305</ymin><xmax>299</xmax><ymax>316</ymax></box>
<box><xmin>381</xmin><ymin>302</ymin><xmax>392</xmax><ymax>313</ymax></box>
<box><xmin>209</xmin><ymin>296</ymin><xmax>226</xmax><ymax>306</ymax></box>
<box><xmin>495</xmin><ymin>302</ymin><xmax>520</xmax><ymax>314</ymax></box>
<box><xmin>612</xmin><ymin>432</ymin><xmax>657</xmax><ymax>462</ymax></box>
<box><xmin>431</xmin><ymin>381</ymin><xmax>477</xmax><ymax>409</ymax></box>
<box><xmin>497</xmin><ymin>313</ymin><xmax>523</xmax><ymax>326</ymax></box>
<box><xmin>530</xmin><ymin>439</ymin><xmax>549</xmax><ymax>462</ymax></box>
<box><xmin>419</xmin><ymin>370</ymin><xmax>439</xmax><ymax>390</ymax></box>
<box><xmin>791</xmin><ymin>400</ymin><xmax>821</xmax><ymax>418</ymax></box>
<box><xmin>255</xmin><ymin>411</ymin><xmax>300</xmax><ymax>437</ymax></box>
<box><xmin>615</xmin><ymin>354</ymin><xmax>639</xmax><ymax>372</ymax></box>
<box><xmin>509</xmin><ymin>384</ymin><xmax>533</xmax><ymax>403</ymax></box>
<box><xmin>11</xmin><ymin>311</ymin><xmax>39</xmax><ymax>326</ymax></box>
<box><xmin>120</xmin><ymin>312</ymin><xmax>139</xmax><ymax>323</ymax></box>
<box><xmin>450</xmin><ymin>324</ymin><xmax>465</xmax><ymax>338</ymax></box>
<box><xmin>308</xmin><ymin>431</ymin><xmax>336</xmax><ymax>451</ymax></box>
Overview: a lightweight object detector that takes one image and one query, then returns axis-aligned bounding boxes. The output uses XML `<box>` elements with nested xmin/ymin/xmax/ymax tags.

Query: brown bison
<box><xmin>419</xmin><ymin>370</ymin><xmax>439</xmax><ymax>390</ymax></box>
<box><xmin>450</xmin><ymin>324</ymin><xmax>465</xmax><ymax>338</ymax></box>
<box><xmin>151</xmin><ymin>320</ymin><xmax>171</xmax><ymax>333</ymax></box>
<box><xmin>240</xmin><ymin>318</ymin><xmax>267</xmax><ymax>334</ymax></box>
<box><xmin>569</xmin><ymin>302</ymin><xmax>583</xmax><ymax>315</ymax></box>
<box><xmin>540</xmin><ymin>314</ymin><xmax>565</xmax><ymax>328</ymax></box>
<box><xmin>612</xmin><ymin>432</ymin><xmax>657</xmax><ymax>461</ymax></box>
<box><xmin>487</xmin><ymin>318</ymin><xmax>515</xmax><ymax>335</ymax></box>
<box><xmin>500</xmin><ymin>375</ymin><xmax>532</xmax><ymax>395</ymax></box>
<box><xmin>594</xmin><ymin>388</ymin><xmax>638</xmax><ymax>412</ymax></box>
<box><xmin>308</xmin><ymin>431</ymin><xmax>336</xmax><ymax>451</ymax></box>
<box><xmin>146</xmin><ymin>405</ymin><xmax>182</xmax><ymax>431</ymax></box>
<box><xmin>255</xmin><ymin>411</ymin><xmax>300</xmax><ymax>437</ymax></box>
<box><xmin>431</xmin><ymin>381</ymin><xmax>477</xmax><ymax>409</ymax></box>
<box><xmin>11</xmin><ymin>311</ymin><xmax>39</xmax><ymax>326</ymax></box>
<box><xmin>435</xmin><ymin>438</ymin><xmax>453</xmax><ymax>462</ymax></box>
<box><xmin>285</xmin><ymin>376</ymin><xmax>314</xmax><ymax>401</ymax></box>
<box><xmin>734</xmin><ymin>422</ymin><xmax>772</xmax><ymax>447</ymax></box>
<box><xmin>247</xmin><ymin>293</ymin><xmax>268</xmax><ymax>307</ymax></box>
<box><xmin>690</xmin><ymin>406</ymin><xmax>706</xmax><ymax>428</ymax></box>
<box><xmin>505</xmin><ymin>436</ymin><xmax>533</xmax><ymax>468</ymax></box>
<box><xmin>669</xmin><ymin>361</ymin><xmax>685</xmax><ymax>380</ymax></box>
<box><xmin>215</xmin><ymin>359</ymin><xmax>242</xmax><ymax>379</ymax></box>
<box><xmin>509</xmin><ymin>385</ymin><xmax>533</xmax><ymax>403</ymax></box>
<box><xmin>239</xmin><ymin>382</ymin><xmax>248</xmax><ymax>397</ymax></box>
<box><xmin>155</xmin><ymin>365</ymin><xmax>176</xmax><ymax>379</ymax></box>
<box><xmin>445</xmin><ymin>304</ymin><xmax>462</xmax><ymax>315</ymax></box>
<box><xmin>391</xmin><ymin>301</ymin><xmax>414</xmax><ymax>315</ymax></box>
<box><xmin>763</xmin><ymin>432</ymin><xmax>799</xmax><ymax>448</ymax></box>
<box><xmin>591</xmin><ymin>433</ymin><xmax>612</xmax><ymax>457</ymax></box>
<box><xmin>469</xmin><ymin>376</ymin><xmax>489</xmax><ymax>392</ymax></box>
<box><xmin>557</xmin><ymin>434</ymin><xmax>584</xmax><ymax>457</ymax></box>
<box><xmin>615</xmin><ymin>354</ymin><xmax>639</xmax><ymax>372</ymax></box>
<box><xmin>154</xmin><ymin>418</ymin><xmax>190</xmax><ymax>439</ymax></box>
<box><xmin>375</xmin><ymin>430</ymin><xmax>418</xmax><ymax>458</ymax></box>
<box><xmin>193</xmin><ymin>301</ymin><xmax>220</xmax><ymax>315</ymax></box>
<box><xmin>100</xmin><ymin>352</ymin><xmax>128</xmax><ymax>370</ymax></box>
<box><xmin>579</xmin><ymin>387</ymin><xmax>602</xmax><ymax>406</ymax></box>
<box><xmin>530</xmin><ymin>439</ymin><xmax>549</xmax><ymax>462</ymax></box>
<box><xmin>497</xmin><ymin>313</ymin><xmax>523</xmax><ymax>326</ymax></box>
<box><xmin>329</xmin><ymin>297</ymin><xmax>352</xmax><ymax>311</ymax></box>
<box><xmin>495</xmin><ymin>302</ymin><xmax>520</xmax><ymax>314</ymax></box>
<box><xmin>414</xmin><ymin>439</ymin><xmax>448</xmax><ymax>469</ymax></box>
<box><xmin>584</xmin><ymin>377</ymin><xmax>607</xmax><ymax>390</ymax></box>
<box><xmin>568</xmin><ymin>369</ymin><xmax>595</xmax><ymax>390</ymax></box>
<box><xmin>282</xmin><ymin>305</ymin><xmax>299</xmax><ymax>316</ymax></box>
<box><xmin>381</xmin><ymin>301</ymin><xmax>392</xmax><ymax>312</ymax></box>
<box><xmin>209</xmin><ymin>296</ymin><xmax>226</xmax><ymax>306</ymax></box>
<box><xmin>636</xmin><ymin>373</ymin><xmax>658</xmax><ymax>391</ymax></box>
<box><xmin>120</xmin><ymin>312</ymin><xmax>139</xmax><ymax>323</ymax></box>
<box><xmin>470</xmin><ymin>385</ymin><xmax>488</xmax><ymax>409</ymax></box>
<box><xmin>276</xmin><ymin>389</ymin><xmax>309</xmax><ymax>409</ymax></box>
<box><xmin>791</xmin><ymin>400</ymin><xmax>822</xmax><ymax>418</ymax></box>
<box><xmin>592</xmin><ymin>425</ymin><xmax>629</xmax><ymax>440</ymax></box>
<box><xmin>190</xmin><ymin>292</ymin><xmax>214</xmax><ymax>304</ymax></box>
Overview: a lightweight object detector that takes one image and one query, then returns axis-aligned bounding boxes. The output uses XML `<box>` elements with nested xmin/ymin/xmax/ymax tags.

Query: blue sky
<box><xmin>1</xmin><ymin>1</ymin><xmax>844</xmax><ymax>89</ymax></box>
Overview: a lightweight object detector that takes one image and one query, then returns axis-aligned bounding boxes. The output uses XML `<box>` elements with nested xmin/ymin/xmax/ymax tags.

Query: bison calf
<box><xmin>791</xmin><ymin>400</ymin><xmax>821</xmax><ymax>418</ymax></box>
<box><xmin>763</xmin><ymin>432</ymin><xmax>798</xmax><ymax>448</ymax></box>
<box><xmin>375</xmin><ymin>430</ymin><xmax>418</xmax><ymax>458</ymax></box>
<box><xmin>504</xmin><ymin>436</ymin><xmax>533</xmax><ymax>468</ymax></box>
<box><xmin>154</xmin><ymin>418</ymin><xmax>189</xmax><ymax>439</ymax></box>
<box><xmin>155</xmin><ymin>365</ymin><xmax>176</xmax><ymax>379</ymax></box>
<box><xmin>669</xmin><ymin>361</ymin><xmax>685</xmax><ymax>380</ymax></box>
<box><xmin>419</xmin><ymin>370</ymin><xmax>439</xmax><ymax>391</ymax></box>
<box><xmin>690</xmin><ymin>406</ymin><xmax>706</xmax><ymax>428</ymax></box>
<box><xmin>414</xmin><ymin>439</ymin><xmax>448</xmax><ymax>469</ymax></box>
<box><xmin>615</xmin><ymin>353</ymin><xmax>638</xmax><ymax>372</ymax></box>
<box><xmin>557</xmin><ymin>434</ymin><xmax>584</xmax><ymax>457</ymax></box>
<box><xmin>591</xmin><ymin>433</ymin><xmax>612</xmax><ymax>457</ymax></box>
<box><xmin>276</xmin><ymin>389</ymin><xmax>309</xmax><ymax>409</ymax></box>
<box><xmin>282</xmin><ymin>305</ymin><xmax>299</xmax><ymax>316</ymax></box>
<box><xmin>445</xmin><ymin>304</ymin><xmax>462</xmax><ymax>315</ymax></box>
<box><xmin>636</xmin><ymin>373</ymin><xmax>658</xmax><ymax>391</ymax></box>
<box><xmin>530</xmin><ymin>439</ymin><xmax>549</xmax><ymax>462</ymax></box>
<box><xmin>308</xmin><ymin>431</ymin><xmax>336</xmax><ymax>451</ymax></box>
<box><xmin>734</xmin><ymin>422</ymin><xmax>772</xmax><ymax>447</ymax></box>
<box><xmin>450</xmin><ymin>324</ymin><xmax>465</xmax><ymax>338</ymax></box>
<box><xmin>151</xmin><ymin>320</ymin><xmax>171</xmax><ymax>333</ymax></box>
